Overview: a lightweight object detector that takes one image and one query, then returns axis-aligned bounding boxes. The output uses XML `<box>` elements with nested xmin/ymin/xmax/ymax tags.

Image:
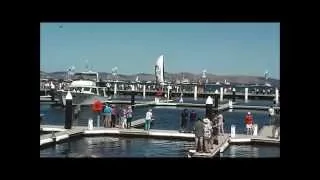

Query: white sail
<box><xmin>155</xmin><ymin>55</ymin><xmax>165</xmax><ymax>86</ymax></box>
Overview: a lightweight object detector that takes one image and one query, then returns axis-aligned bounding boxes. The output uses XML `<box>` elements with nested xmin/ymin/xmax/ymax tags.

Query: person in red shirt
<box><xmin>244</xmin><ymin>112</ymin><xmax>254</xmax><ymax>135</ymax></box>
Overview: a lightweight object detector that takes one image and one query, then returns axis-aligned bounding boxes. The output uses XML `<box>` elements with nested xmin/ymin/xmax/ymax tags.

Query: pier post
<box><xmin>231</xmin><ymin>125</ymin><xmax>236</xmax><ymax>137</ymax></box>
<box><xmin>143</xmin><ymin>84</ymin><xmax>146</xmax><ymax>99</ymax></box>
<box><xmin>97</xmin><ymin>114</ymin><xmax>100</xmax><ymax>127</ymax></box>
<box><xmin>131</xmin><ymin>90</ymin><xmax>135</xmax><ymax>110</ymax></box>
<box><xmin>220</xmin><ymin>87</ymin><xmax>224</xmax><ymax>101</ymax></box>
<box><xmin>245</xmin><ymin>88</ymin><xmax>248</xmax><ymax>102</ymax></box>
<box><xmin>50</xmin><ymin>82</ymin><xmax>55</xmax><ymax>101</ymax></box>
<box><xmin>253</xmin><ymin>124</ymin><xmax>258</xmax><ymax>136</ymax></box>
<box><xmin>131</xmin><ymin>84</ymin><xmax>135</xmax><ymax>91</ymax></box>
<box><xmin>64</xmin><ymin>91</ymin><xmax>73</xmax><ymax>129</ymax></box>
<box><xmin>228</xmin><ymin>100</ymin><xmax>233</xmax><ymax>108</ymax></box>
<box><xmin>214</xmin><ymin>90</ymin><xmax>219</xmax><ymax>109</ymax></box>
<box><xmin>114</xmin><ymin>83</ymin><xmax>117</xmax><ymax>96</ymax></box>
<box><xmin>194</xmin><ymin>85</ymin><xmax>198</xmax><ymax>101</ymax></box>
<box><xmin>275</xmin><ymin>88</ymin><xmax>279</xmax><ymax>105</ymax></box>
<box><xmin>205</xmin><ymin>96</ymin><xmax>213</xmax><ymax>121</ymax></box>
<box><xmin>232</xmin><ymin>88</ymin><xmax>236</xmax><ymax>102</ymax></box>
<box><xmin>167</xmin><ymin>86</ymin><xmax>171</xmax><ymax>102</ymax></box>
<box><xmin>88</xmin><ymin>118</ymin><xmax>93</xmax><ymax>130</ymax></box>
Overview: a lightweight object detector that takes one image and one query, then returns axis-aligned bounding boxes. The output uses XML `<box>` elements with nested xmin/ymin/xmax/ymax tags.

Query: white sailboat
<box><xmin>155</xmin><ymin>55</ymin><xmax>165</xmax><ymax>87</ymax></box>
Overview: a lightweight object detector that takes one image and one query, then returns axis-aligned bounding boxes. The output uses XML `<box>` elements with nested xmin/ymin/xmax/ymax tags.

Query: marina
<box><xmin>41</xmin><ymin>23</ymin><xmax>280</xmax><ymax>158</ymax></box>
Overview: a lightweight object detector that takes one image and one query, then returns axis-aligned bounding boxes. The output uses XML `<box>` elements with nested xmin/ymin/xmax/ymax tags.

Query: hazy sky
<box><xmin>40</xmin><ymin>23</ymin><xmax>279</xmax><ymax>79</ymax></box>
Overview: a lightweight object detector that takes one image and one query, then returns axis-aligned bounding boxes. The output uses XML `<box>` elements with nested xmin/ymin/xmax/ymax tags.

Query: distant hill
<box><xmin>40</xmin><ymin>71</ymin><xmax>280</xmax><ymax>87</ymax></box>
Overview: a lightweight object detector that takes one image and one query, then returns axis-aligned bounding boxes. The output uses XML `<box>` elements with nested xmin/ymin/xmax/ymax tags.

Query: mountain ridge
<box><xmin>40</xmin><ymin>70</ymin><xmax>279</xmax><ymax>86</ymax></box>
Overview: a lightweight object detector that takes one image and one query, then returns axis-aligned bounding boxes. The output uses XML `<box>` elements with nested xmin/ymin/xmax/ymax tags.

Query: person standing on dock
<box><xmin>217</xmin><ymin>113</ymin><xmax>224</xmax><ymax>135</ymax></box>
<box><xmin>111</xmin><ymin>105</ymin><xmax>117</xmax><ymax>128</ymax></box>
<box><xmin>268</xmin><ymin>105</ymin><xmax>275</xmax><ymax>125</ymax></box>
<box><xmin>272</xmin><ymin>111</ymin><xmax>280</xmax><ymax>139</ymax></box>
<box><xmin>120</xmin><ymin>106</ymin><xmax>127</xmax><ymax>129</ymax></box>
<box><xmin>203</xmin><ymin>118</ymin><xmax>212</xmax><ymax>153</ymax></box>
<box><xmin>193</xmin><ymin>118</ymin><xmax>204</xmax><ymax>153</ymax></box>
<box><xmin>189</xmin><ymin>110</ymin><xmax>197</xmax><ymax>131</ymax></box>
<box><xmin>180</xmin><ymin>109</ymin><xmax>188</xmax><ymax>132</ymax></box>
<box><xmin>245</xmin><ymin>112</ymin><xmax>254</xmax><ymax>135</ymax></box>
<box><xmin>145</xmin><ymin>109</ymin><xmax>153</xmax><ymax>131</ymax></box>
<box><xmin>103</xmin><ymin>104</ymin><xmax>112</xmax><ymax>128</ymax></box>
<box><xmin>126</xmin><ymin>105</ymin><xmax>133</xmax><ymax>129</ymax></box>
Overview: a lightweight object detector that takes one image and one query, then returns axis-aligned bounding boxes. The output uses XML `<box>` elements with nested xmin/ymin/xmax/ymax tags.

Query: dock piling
<box><xmin>131</xmin><ymin>91</ymin><xmax>135</xmax><ymax>110</ymax></box>
<box><xmin>245</xmin><ymin>88</ymin><xmax>248</xmax><ymax>102</ymax></box>
<box><xmin>275</xmin><ymin>88</ymin><xmax>279</xmax><ymax>105</ymax></box>
<box><xmin>88</xmin><ymin>118</ymin><xmax>93</xmax><ymax>130</ymax></box>
<box><xmin>253</xmin><ymin>124</ymin><xmax>258</xmax><ymax>136</ymax></box>
<box><xmin>231</xmin><ymin>125</ymin><xmax>236</xmax><ymax>137</ymax></box>
<box><xmin>114</xmin><ymin>83</ymin><xmax>117</xmax><ymax>97</ymax></box>
<box><xmin>232</xmin><ymin>88</ymin><xmax>236</xmax><ymax>102</ymax></box>
<box><xmin>205</xmin><ymin>96</ymin><xmax>213</xmax><ymax>120</ymax></box>
<box><xmin>143</xmin><ymin>85</ymin><xmax>146</xmax><ymax>99</ymax></box>
<box><xmin>64</xmin><ymin>91</ymin><xmax>73</xmax><ymax>129</ymax></box>
<box><xmin>214</xmin><ymin>90</ymin><xmax>219</xmax><ymax>109</ymax></box>
<box><xmin>194</xmin><ymin>85</ymin><xmax>198</xmax><ymax>101</ymax></box>
<box><xmin>220</xmin><ymin>87</ymin><xmax>223</xmax><ymax>101</ymax></box>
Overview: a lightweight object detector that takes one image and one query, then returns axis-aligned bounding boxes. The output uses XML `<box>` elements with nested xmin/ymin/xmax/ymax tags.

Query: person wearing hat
<box><xmin>244</xmin><ymin>112</ymin><xmax>254</xmax><ymax>135</ymax></box>
<box><xmin>145</xmin><ymin>109</ymin><xmax>153</xmax><ymax>131</ymax></box>
<box><xmin>193</xmin><ymin>117</ymin><xmax>204</xmax><ymax>153</ymax></box>
<box><xmin>203</xmin><ymin>117</ymin><xmax>212</xmax><ymax>153</ymax></box>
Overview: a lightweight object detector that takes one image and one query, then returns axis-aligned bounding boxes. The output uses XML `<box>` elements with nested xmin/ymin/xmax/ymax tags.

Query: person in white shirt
<box><xmin>268</xmin><ymin>106</ymin><xmax>275</xmax><ymax>125</ymax></box>
<box><xmin>217</xmin><ymin>113</ymin><xmax>224</xmax><ymax>135</ymax></box>
<box><xmin>145</xmin><ymin>109</ymin><xmax>153</xmax><ymax>130</ymax></box>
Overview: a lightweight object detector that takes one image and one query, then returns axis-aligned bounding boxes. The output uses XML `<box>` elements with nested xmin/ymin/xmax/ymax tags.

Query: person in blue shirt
<box><xmin>103</xmin><ymin>103</ymin><xmax>112</xmax><ymax>128</ymax></box>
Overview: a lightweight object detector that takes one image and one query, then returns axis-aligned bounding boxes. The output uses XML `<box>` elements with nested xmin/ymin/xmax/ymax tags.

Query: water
<box><xmin>41</xmin><ymin>99</ymin><xmax>272</xmax><ymax>133</ymax></box>
<box><xmin>40</xmin><ymin>136</ymin><xmax>279</xmax><ymax>158</ymax></box>
<box><xmin>222</xmin><ymin>145</ymin><xmax>280</xmax><ymax>158</ymax></box>
<box><xmin>41</xmin><ymin>98</ymin><xmax>279</xmax><ymax>157</ymax></box>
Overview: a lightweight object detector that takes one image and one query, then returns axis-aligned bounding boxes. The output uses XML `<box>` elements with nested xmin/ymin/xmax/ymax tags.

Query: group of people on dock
<box><xmin>100</xmin><ymin>104</ymin><xmax>133</xmax><ymax>129</ymax></box>
<box><xmin>193</xmin><ymin>112</ymin><xmax>224</xmax><ymax>153</ymax></box>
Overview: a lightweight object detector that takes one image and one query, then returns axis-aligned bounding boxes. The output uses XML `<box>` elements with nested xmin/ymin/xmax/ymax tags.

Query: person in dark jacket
<box><xmin>180</xmin><ymin>109</ymin><xmax>188</xmax><ymax>132</ymax></box>
<box><xmin>189</xmin><ymin>110</ymin><xmax>197</xmax><ymax>131</ymax></box>
<box><xmin>193</xmin><ymin>118</ymin><xmax>204</xmax><ymax>152</ymax></box>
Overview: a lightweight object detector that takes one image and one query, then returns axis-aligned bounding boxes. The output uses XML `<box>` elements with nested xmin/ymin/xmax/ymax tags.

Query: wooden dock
<box><xmin>40</xmin><ymin>125</ymin><xmax>196</xmax><ymax>147</ymax></box>
<box><xmin>232</xmin><ymin>105</ymin><xmax>280</xmax><ymax>111</ymax></box>
<box><xmin>187</xmin><ymin>125</ymin><xmax>280</xmax><ymax>158</ymax></box>
<box><xmin>187</xmin><ymin>134</ymin><xmax>230</xmax><ymax>158</ymax></box>
<box><xmin>40</xmin><ymin>127</ymin><xmax>85</xmax><ymax>146</ymax></box>
<box><xmin>40</xmin><ymin>124</ymin><xmax>280</xmax><ymax>157</ymax></box>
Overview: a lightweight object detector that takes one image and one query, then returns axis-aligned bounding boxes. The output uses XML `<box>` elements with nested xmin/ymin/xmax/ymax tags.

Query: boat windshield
<box><xmin>73</xmin><ymin>72</ymin><xmax>98</xmax><ymax>81</ymax></box>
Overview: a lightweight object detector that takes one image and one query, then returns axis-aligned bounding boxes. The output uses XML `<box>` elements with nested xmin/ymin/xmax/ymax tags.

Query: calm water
<box><xmin>40</xmin><ymin>136</ymin><xmax>279</xmax><ymax>158</ymax></box>
<box><xmin>40</xmin><ymin>98</ymin><xmax>279</xmax><ymax>158</ymax></box>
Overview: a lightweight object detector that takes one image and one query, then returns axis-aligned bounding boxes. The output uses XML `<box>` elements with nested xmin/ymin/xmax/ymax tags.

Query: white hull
<box><xmin>155</xmin><ymin>55</ymin><xmax>165</xmax><ymax>86</ymax></box>
<box><xmin>57</xmin><ymin>90</ymin><xmax>111</xmax><ymax>105</ymax></box>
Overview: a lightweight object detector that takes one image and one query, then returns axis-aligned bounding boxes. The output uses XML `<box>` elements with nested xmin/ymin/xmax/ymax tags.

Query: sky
<box><xmin>40</xmin><ymin>23</ymin><xmax>280</xmax><ymax>79</ymax></box>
